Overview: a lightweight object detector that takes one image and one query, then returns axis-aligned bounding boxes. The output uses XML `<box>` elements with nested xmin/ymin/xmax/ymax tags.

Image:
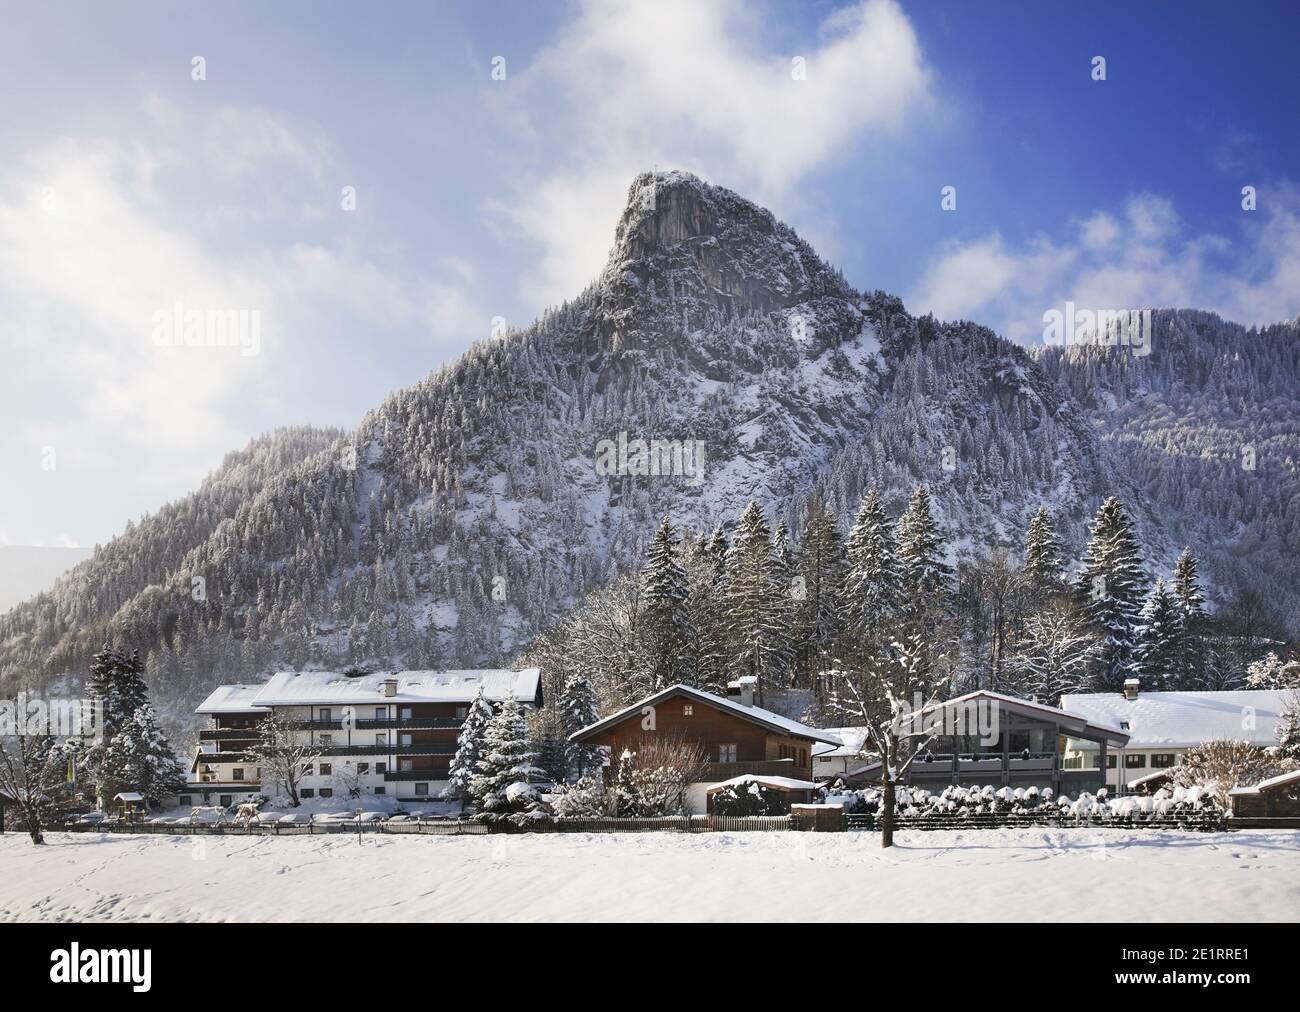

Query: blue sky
<box><xmin>3</xmin><ymin>0</ymin><xmax>1299</xmax><ymax>549</ymax></box>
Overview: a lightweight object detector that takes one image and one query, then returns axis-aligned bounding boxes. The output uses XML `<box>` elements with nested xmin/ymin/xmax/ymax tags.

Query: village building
<box><xmin>189</xmin><ymin>668</ymin><xmax>542</xmax><ymax>806</ymax></box>
<box><xmin>832</xmin><ymin>690</ymin><xmax>1129</xmax><ymax>796</ymax></box>
<box><xmin>567</xmin><ymin>678</ymin><xmax>840</xmax><ymax>814</ymax></box>
<box><xmin>1059</xmin><ymin>681</ymin><xmax>1289</xmax><ymax>792</ymax></box>
<box><xmin>1227</xmin><ymin>768</ymin><xmax>1300</xmax><ymax>819</ymax></box>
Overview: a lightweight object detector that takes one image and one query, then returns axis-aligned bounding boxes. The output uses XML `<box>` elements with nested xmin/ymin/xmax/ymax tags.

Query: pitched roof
<box><xmin>706</xmin><ymin>774</ymin><xmax>819</xmax><ymax>793</ymax></box>
<box><xmin>918</xmin><ymin>689</ymin><xmax>1129</xmax><ymax>746</ymax></box>
<box><xmin>812</xmin><ymin>727</ymin><xmax>871</xmax><ymax>758</ymax></box>
<box><xmin>568</xmin><ymin>684</ymin><xmax>841</xmax><ymax>745</ymax></box>
<box><xmin>196</xmin><ymin>669</ymin><xmax>541</xmax><ymax>713</ymax></box>
<box><xmin>1060</xmin><ymin>689</ymin><xmax>1288</xmax><ymax>749</ymax></box>
<box><xmin>1227</xmin><ymin>768</ymin><xmax>1300</xmax><ymax>796</ymax></box>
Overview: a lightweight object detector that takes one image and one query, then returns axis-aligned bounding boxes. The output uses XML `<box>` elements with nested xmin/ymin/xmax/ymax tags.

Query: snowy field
<box><xmin>2</xmin><ymin>828</ymin><xmax>1298</xmax><ymax>922</ymax></box>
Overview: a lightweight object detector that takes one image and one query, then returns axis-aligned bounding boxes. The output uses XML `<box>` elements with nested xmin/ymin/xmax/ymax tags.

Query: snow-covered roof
<box><xmin>1060</xmin><ymin>689</ymin><xmax>1288</xmax><ymax>749</ymax></box>
<box><xmin>247</xmin><ymin>668</ymin><xmax>541</xmax><ymax>707</ymax></box>
<box><xmin>569</xmin><ymin>684</ymin><xmax>841</xmax><ymax>745</ymax></box>
<box><xmin>917</xmin><ymin>689</ymin><xmax>1129</xmax><ymax>746</ymax></box>
<box><xmin>812</xmin><ymin>727</ymin><xmax>870</xmax><ymax>758</ymax></box>
<box><xmin>1126</xmin><ymin>769</ymin><xmax>1174</xmax><ymax>788</ymax></box>
<box><xmin>1227</xmin><ymin>768</ymin><xmax>1300</xmax><ymax>796</ymax></box>
<box><xmin>706</xmin><ymin>774</ymin><xmax>819</xmax><ymax>793</ymax></box>
<box><xmin>113</xmin><ymin>792</ymin><xmax>144</xmax><ymax>802</ymax></box>
<box><xmin>195</xmin><ymin>683</ymin><xmax>272</xmax><ymax>715</ymax></box>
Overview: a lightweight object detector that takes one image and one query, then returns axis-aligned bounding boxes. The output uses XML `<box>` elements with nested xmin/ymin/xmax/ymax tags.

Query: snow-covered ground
<box><xmin>2</xmin><ymin>828</ymin><xmax>1297</xmax><ymax>922</ymax></box>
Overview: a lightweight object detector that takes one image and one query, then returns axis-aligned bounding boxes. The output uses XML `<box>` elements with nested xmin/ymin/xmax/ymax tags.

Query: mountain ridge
<box><xmin>2</xmin><ymin>170</ymin><xmax>1293</xmax><ymax>741</ymax></box>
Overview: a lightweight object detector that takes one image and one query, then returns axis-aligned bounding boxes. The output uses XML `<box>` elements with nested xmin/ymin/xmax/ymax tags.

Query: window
<box><xmin>375</xmin><ymin>707</ymin><xmax>386</xmax><ymax>720</ymax></box>
<box><xmin>374</xmin><ymin>786</ymin><xmax>386</xmax><ymax>795</ymax></box>
<box><xmin>320</xmin><ymin>734</ymin><xmax>332</xmax><ymax>746</ymax></box>
<box><xmin>455</xmin><ymin>706</ymin><xmax>468</xmax><ymax>720</ymax></box>
<box><xmin>320</xmin><ymin>708</ymin><xmax>332</xmax><ymax>722</ymax></box>
<box><xmin>358</xmin><ymin>763</ymin><xmax>370</xmax><ymax>774</ymax></box>
<box><xmin>374</xmin><ymin>733</ymin><xmax>387</xmax><ymax>746</ymax></box>
<box><xmin>319</xmin><ymin>763</ymin><xmax>332</xmax><ymax>776</ymax></box>
<box><xmin>375</xmin><ymin>763</ymin><xmax>387</xmax><ymax>775</ymax></box>
<box><xmin>400</xmin><ymin>733</ymin><xmax>413</xmax><ymax>746</ymax></box>
<box><xmin>300</xmin><ymin>789</ymin><xmax>315</xmax><ymax>799</ymax></box>
<box><xmin>179</xmin><ymin>796</ymin><xmax>192</xmax><ymax>807</ymax></box>
<box><xmin>718</xmin><ymin>744</ymin><xmax>737</xmax><ymax>763</ymax></box>
<box><xmin>400</xmin><ymin>707</ymin><xmax>413</xmax><ymax>720</ymax></box>
<box><xmin>399</xmin><ymin>759</ymin><xmax>414</xmax><ymax>771</ymax></box>
<box><xmin>1125</xmin><ymin>753</ymin><xmax>1147</xmax><ymax>769</ymax></box>
<box><xmin>319</xmin><ymin>788</ymin><xmax>333</xmax><ymax>798</ymax></box>
<box><xmin>232</xmin><ymin>768</ymin><xmax>244</xmax><ymax>781</ymax></box>
<box><xmin>1106</xmin><ymin>755</ymin><xmax>1117</xmax><ymax>769</ymax></box>
<box><xmin>1151</xmin><ymin>753</ymin><xmax>1177</xmax><ymax>768</ymax></box>
<box><xmin>220</xmin><ymin>795</ymin><xmax>232</xmax><ymax>807</ymax></box>
<box><xmin>683</xmin><ymin>704</ymin><xmax>694</xmax><ymax>716</ymax></box>
<box><xmin>415</xmin><ymin>783</ymin><xmax>429</xmax><ymax>796</ymax></box>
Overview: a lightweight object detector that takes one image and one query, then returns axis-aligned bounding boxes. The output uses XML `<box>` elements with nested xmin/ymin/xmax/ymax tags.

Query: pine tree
<box><xmin>795</xmin><ymin>497</ymin><xmax>845</xmax><ymax>691</ymax></box>
<box><xmin>842</xmin><ymin>488</ymin><xmax>900</xmax><ymax>646</ymax></box>
<box><xmin>640</xmin><ymin>518</ymin><xmax>695</xmax><ymax>690</ymax></box>
<box><xmin>1171</xmin><ymin>548</ymin><xmax>1206</xmax><ymax>688</ymax></box>
<box><xmin>895</xmin><ymin>485</ymin><xmax>950</xmax><ymax>608</ymax></box>
<box><xmin>1138</xmin><ymin>578</ymin><xmax>1182</xmax><ymax>691</ymax></box>
<box><xmin>85</xmin><ymin>647</ymin><xmax>150</xmax><ymax>741</ymax></box>
<box><xmin>470</xmin><ymin>695</ymin><xmax>547</xmax><ymax>823</ymax></box>
<box><xmin>724</xmin><ymin>502</ymin><xmax>783</xmax><ymax>706</ymax></box>
<box><xmin>1024</xmin><ymin>506</ymin><xmax>1064</xmax><ymax>586</ymax></box>
<box><xmin>686</xmin><ymin>527</ymin><xmax>729</xmax><ymax>694</ymax></box>
<box><xmin>1076</xmin><ymin>497</ymin><xmax>1149</xmax><ymax>691</ymax></box>
<box><xmin>95</xmin><ymin>705</ymin><xmax>187</xmax><ymax>805</ymax></box>
<box><xmin>1275</xmin><ymin>695</ymin><xmax>1300</xmax><ymax>765</ymax></box>
<box><xmin>442</xmin><ymin>686</ymin><xmax>492</xmax><ymax>803</ymax></box>
<box><xmin>558</xmin><ymin>669</ymin><xmax>601</xmax><ymax>781</ymax></box>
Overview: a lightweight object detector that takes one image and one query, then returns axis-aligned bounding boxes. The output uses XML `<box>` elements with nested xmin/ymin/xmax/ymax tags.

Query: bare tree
<box><xmin>613</xmin><ymin>733</ymin><xmax>710</xmax><ymax>816</ymax></box>
<box><xmin>1172</xmin><ymin>739</ymin><xmax>1288</xmax><ymax>801</ymax></box>
<box><xmin>0</xmin><ymin>732</ymin><xmax>69</xmax><ymax>845</ymax></box>
<box><xmin>829</xmin><ymin>633</ymin><xmax>950</xmax><ymax>848</ymax></box>
<box><xmin>244</xmin><ymin>712</ymin><xmax>323</xmax><ymax>807</ymax></box>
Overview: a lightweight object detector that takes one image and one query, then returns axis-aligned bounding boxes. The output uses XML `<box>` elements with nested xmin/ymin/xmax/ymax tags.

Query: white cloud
<box><xmin>493</xmin><ymin>0</ymin><xmax>934</xmax><ymax>307</ymax></box>
<box><xmin>908</xmin><ymin>189</ymin><xmax>1300</xmax><ymax>341</ymax></box>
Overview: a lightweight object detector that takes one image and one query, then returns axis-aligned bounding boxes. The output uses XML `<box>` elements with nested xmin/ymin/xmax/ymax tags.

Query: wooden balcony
<box><xmin>702</xmin><ymin>760</ymin><xmax>812</xmax><ymax>783</ymax></box>
<box><xmin>319</xmin><ymin>743</ymin><xmax>456</xmax><ymax>757</ymax></box>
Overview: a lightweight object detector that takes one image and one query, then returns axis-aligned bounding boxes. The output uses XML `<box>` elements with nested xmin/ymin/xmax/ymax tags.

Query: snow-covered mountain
<box><xmin>1</xmin><ymin>170</ymin><xmax>1289</xmax><ymax>739</ymax></box>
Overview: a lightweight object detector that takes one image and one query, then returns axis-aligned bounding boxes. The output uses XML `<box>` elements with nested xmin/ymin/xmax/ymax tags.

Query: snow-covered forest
<box><xmin>0</xmin><ymin>172</ymin><xmax>1294</xmax><ymax>745</ymax></box>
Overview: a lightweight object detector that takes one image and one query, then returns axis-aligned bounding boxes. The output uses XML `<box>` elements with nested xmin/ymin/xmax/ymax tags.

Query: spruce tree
<box><xmin>1171</xmin><ymin>548</ymin><xmax>1206</xmax><ymax>688</ymax></box>
<box><xmin>1024</xmin><ymin>506</ymin><xmax>1064</xmax><ymax>587</ymax></box>
<box><xmin>558</xmin><ymin>669</ymin><xmax>601</xmax><ymax>781</ymax></box>
<box><xmin>96</xmin><ymin>705</ymin><xmax>187</xmax><ymax>805</ymax></box>
<box><xmin>1076</xmin><ymin>497</ymin><xmax>1149</xmax><ymax>691</ymax></box>
<box><xmin>1274</xmin><ymin>697</ymin><xmax>1300</xmax><ymax>765</ymax></box>
<box><xmin>842</xmin><ymin>488</ymin><xmax>900</xmax><ymax>646</ymax></box>
<box><xmin>895</xmin><ymin>485</ymin><xmax>950</xmax><ymax>608</ymax></box>
<box><xmin>470</xmin><ymin>695</ymin><xmax>547</xmax><ymax>823</ymax></box>
<box><xmin>795</xmin><ymin>497</ymin><xmax>845</xmax><ymax>691</ymax></box>
<box><xmin>1138</xmin><ymin>578</ymin><xmax>1183</xmax><ymax>691</ymax></box>
<box><xmin>686</xmin><ymin>526</ymin><xmax>730</xmax><ymax>694</ymax></box>
<box><xmin>640</xmin><ymin>518</ymin><xmax>695</xmax><ymax>690</ymax></box>
<box><xmin>724</xmin><ymin>502</ymin><xmax>783</xmax><ymax>705</ymax></box>
<box><xmin>86</xmin><ymin>647</ymin><xmax>150</xmax><ymax>741</ymax></box>
<box><xmin>442</xmin><ymin>686</ymin><xmax>492</xmax><ymax>803</ymax></box>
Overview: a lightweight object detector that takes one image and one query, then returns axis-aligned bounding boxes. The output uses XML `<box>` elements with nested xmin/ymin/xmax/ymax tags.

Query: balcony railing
<box><xmin>318</xmin><ymin>744</ymin><xmax>457</xmax><ymax>757</ymax></box>
<box><xmin>353</xmin><ymin>717</ymin><xmax>462</xmax><ymax>730</ymax></box>
<box><xmin>199</xmin><ymin>728</ymin><xmax>260</xmax><ymax>741</ymax></box>
<box><xmin>383</xmin><ymin>769</ymin><xmax>452</xmax><ymax>782</ymax></box>
<box><xmin>701</xmin><ymin>760</ymin><xmax>812</xmax><ymax>782</ymax></box>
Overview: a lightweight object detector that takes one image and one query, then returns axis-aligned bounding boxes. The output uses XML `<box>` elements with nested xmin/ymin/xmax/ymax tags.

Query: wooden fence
<box><xmin>843</xmin><ymin>811</ymin><xmax>1226</xmax><ymax>832</ymax></box>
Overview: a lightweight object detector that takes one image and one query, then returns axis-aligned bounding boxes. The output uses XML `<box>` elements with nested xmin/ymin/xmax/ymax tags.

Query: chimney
<box><xmin>1123</xmin><ymin>678</ymin><xmax>1140</xmax><ymax>701</ymax></box>
<box><xmin>382</xmin><ymin>678</ymin><xmax>398</xmax><ymax>698</ymax></box>
<box><xmin>729</xmin><ymin>676</ymin><xmax>756</xmax><ymax>708</ymax></box>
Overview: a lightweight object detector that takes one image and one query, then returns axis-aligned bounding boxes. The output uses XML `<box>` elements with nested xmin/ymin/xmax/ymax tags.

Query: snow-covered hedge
<box><xmin>819</xmin><ymin>783</ymin><xmax>1223</xmax><ymax>826</ymax></box>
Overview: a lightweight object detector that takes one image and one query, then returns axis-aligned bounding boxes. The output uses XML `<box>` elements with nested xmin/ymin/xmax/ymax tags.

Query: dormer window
<box><xmin>683</xmin><ymin>704</ymin><xmax>693</xmax><ymax>716</ymax></box>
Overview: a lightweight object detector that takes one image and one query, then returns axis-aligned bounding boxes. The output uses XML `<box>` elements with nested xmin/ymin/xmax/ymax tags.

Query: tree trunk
<box><xmin>880</xmin><ymin>770</ymin><xmax>895</xmax><ymax>849</ymax></box>
<box><xmin>26</xmin><ymin>810</ymin><xmax>44</xmax><ymax>845</ymax></box>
